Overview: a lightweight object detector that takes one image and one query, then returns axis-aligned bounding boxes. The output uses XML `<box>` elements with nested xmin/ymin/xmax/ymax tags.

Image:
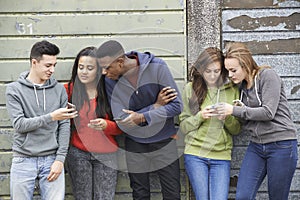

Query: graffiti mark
<box><xmin>15</xmin><ymin>22</ymin><xmax>33</xmax><ymax>34</ymax></box>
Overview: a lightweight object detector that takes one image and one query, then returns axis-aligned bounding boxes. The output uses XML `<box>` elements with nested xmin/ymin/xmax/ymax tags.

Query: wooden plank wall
<box><xmin>222</xmin><ymin>0</ymin><xmax>300</xmax><ymax>199</ymax></box>
<box><xmin>0</xmin><ymin>0</ymin><xmax>187</xmax><ymax>199</ymax></box>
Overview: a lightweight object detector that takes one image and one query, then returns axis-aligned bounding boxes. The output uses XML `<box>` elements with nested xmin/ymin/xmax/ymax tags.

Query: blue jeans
<box><xmin>10</xmin><ymin>154</ymin><xmax>65</xmax><ymax>200</ymax></box>
<box><xmin>236</xmin><ymin>140</ymin><xmax>298</xmax><ymax>200</ymax></box>
<box><xmin>184</xmin><ymin>154</ymin><xmax>231</xmax><ymax>200</ymax></box>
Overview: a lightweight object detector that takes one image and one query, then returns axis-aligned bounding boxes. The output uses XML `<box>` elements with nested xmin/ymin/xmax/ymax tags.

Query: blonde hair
<box><xmin>224</xmin><ymin>42</ymin><xmax>269</xmax><ymax>88</ymax></box>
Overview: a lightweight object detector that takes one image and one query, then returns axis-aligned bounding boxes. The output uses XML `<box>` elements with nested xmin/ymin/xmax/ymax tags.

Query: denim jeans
<box><xmin>66</xmin><ymin>145</ymin><xmax>118</xmax><ymax>200</ymax></box>
<box><xmin>10</xmin><ymin>154</ymin><xmax>65</xmax><ymax>200</ymax></box>
<box><xmin>236</xmin><ymin>140</ymin><xmax>298</xmax><ymax>200</ymax></box>
<box><xmin>184</xmin><ymin>154</ymin><xmax>231</xmax><ymax>200</ymax></box>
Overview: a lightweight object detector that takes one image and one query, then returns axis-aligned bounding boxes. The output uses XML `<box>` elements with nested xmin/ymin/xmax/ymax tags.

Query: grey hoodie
<box><xmin>232</xmin><ymin>68</ymin><xmax>297</xmax><ymax>144</ymax></box>
<box><xmin>5</xmin><ymin>71</ymin><xmax>70</xmax><ymax>162</ymax></box>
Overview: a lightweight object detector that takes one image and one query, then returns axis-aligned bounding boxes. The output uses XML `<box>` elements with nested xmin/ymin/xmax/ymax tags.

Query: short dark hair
<box><xmin>96</xmin><ymin>40</ymin><xmax>125</xmax><ymax>59</ymax></box>
<box><xmin>30</xmin><ymin>40</ymin><xmax>60</xmax><ymax>61</ymax></box>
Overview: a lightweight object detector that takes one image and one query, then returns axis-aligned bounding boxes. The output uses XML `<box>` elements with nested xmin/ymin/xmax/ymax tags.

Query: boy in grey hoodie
<box><xmin>5</xmin><ymin>40</ymin><xmax>78</xmax><ymax>200</ymax></box>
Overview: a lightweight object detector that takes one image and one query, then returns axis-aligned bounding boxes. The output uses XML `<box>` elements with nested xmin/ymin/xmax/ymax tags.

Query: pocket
<box><xmin>274</xmin><ymin>140</ymin><xmax>292</xmax><ymax>149</ymax></box>
<box><xmin>12</xmin><ymin>156</ymin><xmax>26</xmax><ymax>164</ymax></box>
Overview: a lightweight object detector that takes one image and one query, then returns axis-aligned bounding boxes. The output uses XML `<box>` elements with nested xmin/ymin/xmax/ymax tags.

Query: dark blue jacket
<box><xmin>105</xmin><ymin>51</ymin><xmax>183</xmax><ymax>143</ymax></box>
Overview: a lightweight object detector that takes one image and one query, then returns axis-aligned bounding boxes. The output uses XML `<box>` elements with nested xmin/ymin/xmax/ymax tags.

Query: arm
<box><xmin>54</xmin><ymin>88</ymin><xmax>74</xmax><ymax>163</ymax></box>
<box><xmin>179</xmin><ymin>83</ymin><xmax>204</xmax><ymax>134</ymax></box>
<box><xmin>223</xmin><ymin>115</ymin><xmax>241</xmax><ymax>135</ymax></box>
<box><xmin>232</xmin><ymin>69</ymin><xmax>281</xmax><ymax>121</ymax></box>
<box><xmin>142</xmin><ymin>60</ymin><xmax>183</xmax><ymax>124</ymax></box>
<box><xmin>5</xmin><ymin>85</ymin><xmax>77</xmax><ymax>134</ymax></box>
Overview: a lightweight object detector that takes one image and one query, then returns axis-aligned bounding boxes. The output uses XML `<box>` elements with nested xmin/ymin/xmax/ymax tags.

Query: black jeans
<box><xmin>66</xmin><ymin>146</ymin><xmax>118</xmax><ymax>200</ymax></box>
<box><xmin>125</xmin><ymin>137</ymin><xmax>181</xmax><ymax>200</ymax></box>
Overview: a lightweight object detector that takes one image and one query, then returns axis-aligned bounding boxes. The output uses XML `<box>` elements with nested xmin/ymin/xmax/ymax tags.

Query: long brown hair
<box><xmin>189</xmin><ymin>47</ymin><xmax>227</xmax><ymax>115</ymax></box>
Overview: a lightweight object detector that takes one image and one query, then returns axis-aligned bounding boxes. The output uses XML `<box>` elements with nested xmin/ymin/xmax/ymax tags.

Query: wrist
<box><xmin>139</xmin><ymin>114</ymin><xmax>146</xmax><ymax>123</ymax></box>
<box><xmin>153</xmin><ymin>103</ymin><xmax>160</xmax><ymax>109</ymax></box>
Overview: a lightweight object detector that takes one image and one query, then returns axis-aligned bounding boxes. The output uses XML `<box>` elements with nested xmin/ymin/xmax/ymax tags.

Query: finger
<box><xmin>122</xmin><ymin>109</ymin><xmax>133</xmax><ymax>114</ymax></box>
<box><xmin>161</xmin><ymin>86</ymin><xmax>171</xmax><ymax>94</ymax></box>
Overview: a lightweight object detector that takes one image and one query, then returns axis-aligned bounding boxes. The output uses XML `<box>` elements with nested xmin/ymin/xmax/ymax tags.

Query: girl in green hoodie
<box><xmin>179</xmin><ymin>47</ymin><xmax>241</xmax><ymax>200</ymax></box>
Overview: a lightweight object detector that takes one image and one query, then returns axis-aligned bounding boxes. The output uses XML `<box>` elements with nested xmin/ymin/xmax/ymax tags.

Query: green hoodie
<box><xmin>179</xmin><ymin>81</ymin><xmax>241</xmax><ymax>160</ymax></box>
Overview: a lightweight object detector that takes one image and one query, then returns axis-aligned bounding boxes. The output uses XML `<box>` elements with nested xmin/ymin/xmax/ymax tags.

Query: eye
<box><xmin>87</xmin><ymin>66</ymin><xmax>95</xmax><ymax>70</ymax></box>
<box><xmin>78</xmin><ymin>65</ymin><xmax>84</xmax><ymax>70</ymax></box>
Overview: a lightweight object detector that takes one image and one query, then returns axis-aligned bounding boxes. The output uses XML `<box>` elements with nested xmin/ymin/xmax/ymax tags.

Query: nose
<box><xmin>82</xmin><ymin>68</ymin><xmax>89</xmax><ymax>74</ymax></box>
<box><xmin>49</xmin><ymin>66</ymin><xmax>55</xmax><ymax>73</ymax></box>
<box><xmin>102</xmin><ymin>69</ymin><xmax>107</xmax><ymax>75</ymax></box>
<box><xmin>228</xmin><ymin>71</ymin><xmax>233</xmax><ymax>78</ymax></box>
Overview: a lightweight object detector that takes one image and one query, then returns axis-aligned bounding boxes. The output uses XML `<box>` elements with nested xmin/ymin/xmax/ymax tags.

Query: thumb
<box><xmin>122</xmin><ymin>109</ymin><xmax>133</xmax><ymax>114</ymax></box>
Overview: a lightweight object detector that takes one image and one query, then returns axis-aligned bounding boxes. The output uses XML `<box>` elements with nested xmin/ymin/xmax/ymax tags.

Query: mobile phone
<box><xmin>114</xmin><ymin>117</ymin><xmax>123</xmax><ymax>121</ymax></box>
<box><xmin>67</xmin><ymin>102</ymin><xmax>76</xmax><ymax>109</ymax></box>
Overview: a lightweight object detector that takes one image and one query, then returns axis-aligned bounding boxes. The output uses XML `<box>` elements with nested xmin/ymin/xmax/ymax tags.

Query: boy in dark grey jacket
<box><xmin>5</xmin><ymin>40</ymin><xmax>77</xmax><ymax>200</ymax></box>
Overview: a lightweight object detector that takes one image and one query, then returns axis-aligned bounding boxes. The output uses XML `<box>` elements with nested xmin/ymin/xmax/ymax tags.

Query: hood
<box><xmin>17</xmin><ymin>71</ymin><xmax>58</xmax><ymax>89</ymax></box>
<box><xmin>17</xmin><ymin>71</ymin><xmax>58</xmax><ymax>111</ymax></box>
<box><xmin>126</xmin><ymin>51</ymin><xmax>155</xmax><ymax>73</ymax></box>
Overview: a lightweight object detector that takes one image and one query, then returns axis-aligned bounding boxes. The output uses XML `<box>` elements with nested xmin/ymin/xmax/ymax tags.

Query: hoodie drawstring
<box><xmin>240</xmin><ymin>75</ymin><xmax>262</xmax><ymax>106</ymax></box>
<box><xmin>33</xmin><ymin>85</ymin><xmax>46</xmax><ymax>111</ymax></box>
<box><xmin>43</xmin><ymin>88</ymin><xmax>46</xmax><ymax>111</ymax></box>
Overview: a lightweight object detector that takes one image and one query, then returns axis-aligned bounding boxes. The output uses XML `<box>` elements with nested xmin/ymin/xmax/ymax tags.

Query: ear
<box><xmin>117</xmin><ymin>57</ymin><xmax>124</xmax><ymax>64</ymax></box>
<box><xmin>31</xmin><ymin>58</ymin><xmax>38</xmax><ymax>67</ymax></box>
<box><xmin>117</xmin><ymin>57</ymin><xmax>124</xmax><ymax>68</ymax></box>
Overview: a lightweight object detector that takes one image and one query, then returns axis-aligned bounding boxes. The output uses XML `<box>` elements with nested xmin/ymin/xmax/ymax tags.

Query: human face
<box><xmin>31</xmin><ymin>55</ymin><xmax>56</xmax><ymax>84</ymax></box>
<box><xmin>203</xmin><ymin>62</ymin><xmax>221</xmax><ymax>87</ymax></box>
<box><xmin>225</xmin><ymin>58</ymin><xmax>246</xmax><ymax>84</ymax></box>
<box><xmin>77</xmin><ymin>56</ymin><xmax>98</xmax><ymax>86</ymax></box>
<box><xmin>97</xmin><ymin>56</ymin><xmax>122</xmax><ymax>80</ymax></box>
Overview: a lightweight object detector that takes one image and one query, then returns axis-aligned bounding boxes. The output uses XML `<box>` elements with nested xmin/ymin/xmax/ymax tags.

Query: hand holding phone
<box><xmin>67</xmin><ymin>102</ymin><xmax>76</xmax><ymax>109</ymax></box>
<box><xmin>67</xmin><ymin>102</ymin><xmax>77</xmax><ymax>115</ymax></box>
<box><xmin>233</xmin><ymin>100</ymin><xmax>244</xmax><ymax>107</ymax></box>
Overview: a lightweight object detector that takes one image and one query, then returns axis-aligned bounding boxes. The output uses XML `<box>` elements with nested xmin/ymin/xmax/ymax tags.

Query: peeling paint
<box><xmin>291</xmin><ymin>85</ymin><xmax>300</xmax><ymax>95</ymax></box>
<box><xmin>227</xmin><ymin>12</ymin><xmax>299</xmax><ymax>30</ymax></box>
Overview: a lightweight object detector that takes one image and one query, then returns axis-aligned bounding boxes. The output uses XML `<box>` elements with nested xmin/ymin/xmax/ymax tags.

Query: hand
<box><xmin>215</xmin><ymin>102</ymin><xmax>233</xmax><ymax>116</ymax></box>
<box><xmin>118</xmin><ymin>109</ymin><xmax>145</xmax><ymax>126</ymax></box>
<box><xmin>201</xmin><ymin>105</ymin><xmax>216</xmax><ymax>119</ymax></box>
<box><xmin>88</xmin><ymin>118</ymin><xmax>107</xmax><ymax>130</ymax></box>
<box><xmin>154</xmin><ymin>86</ymin><xmax>177</xmax><ymax>108</ymax></box>
<box><xmin>47</xmin><ymin>160</ymin><xmax>63</xmax><ymax>182</ymax></box>
<box><xmin>50</xmin><ymin>107</ymin><xmax>78</xmax><ymax>121</ymax></box>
